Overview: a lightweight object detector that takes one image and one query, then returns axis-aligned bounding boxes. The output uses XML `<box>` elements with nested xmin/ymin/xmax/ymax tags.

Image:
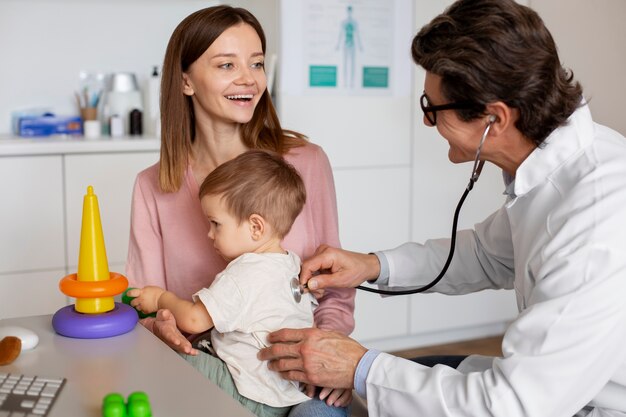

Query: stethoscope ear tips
<box><xmin>488</xmin><ymin>115</ymin><xmax>497</xmax><ymax>124</ymax></box>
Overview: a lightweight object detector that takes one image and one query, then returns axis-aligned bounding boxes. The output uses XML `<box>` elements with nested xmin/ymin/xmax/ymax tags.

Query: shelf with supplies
<box><xmin>0</xmin><ymin>135</ymin><xmax>160</xmax><ymax>157</ymax></box>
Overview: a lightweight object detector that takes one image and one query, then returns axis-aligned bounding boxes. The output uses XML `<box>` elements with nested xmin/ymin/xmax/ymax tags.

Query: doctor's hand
<box><xmin>140</xmin><ymin>309</ymin><xmax>198</xmax><ymax>356</ymax></box>
<box><xmin>258</xmin><ymin>327</ymin><xmax>367</xmax><ymax>390</ymax></box>
<box><xmin>300</xmin><ymin>244</ymin><xmax>381</xmax><ymax>292</ymax></box>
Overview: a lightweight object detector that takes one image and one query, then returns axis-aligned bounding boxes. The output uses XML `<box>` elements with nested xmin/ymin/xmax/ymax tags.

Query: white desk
<box><xmin>0</xmin><ymin>315</ymin><xmax>253</xmax><ymax>416</ymax></box>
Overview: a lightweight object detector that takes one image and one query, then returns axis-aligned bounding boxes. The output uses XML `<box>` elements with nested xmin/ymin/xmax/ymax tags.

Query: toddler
<box><xmin>130</xmin><ymin>150</ymin><xmax>348</xmax><ymax>417</ymax></box>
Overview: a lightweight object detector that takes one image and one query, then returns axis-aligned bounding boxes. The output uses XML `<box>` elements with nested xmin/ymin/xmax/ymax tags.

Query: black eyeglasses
<box><xmin>420</xmin><ymin>93</ymin><xmax>477</xmax><ymax>126</ymax></box>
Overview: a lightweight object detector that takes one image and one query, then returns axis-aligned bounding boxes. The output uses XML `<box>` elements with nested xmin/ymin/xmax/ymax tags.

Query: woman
<box><xmin>259</xmin><ymin>1</ymin><xmax>626</xmax><ymax>416</ymax></box>
<box><xmin>125</xmin><ymin>5</ymin><xmax>355</xmax><ymax>412</ymax></box>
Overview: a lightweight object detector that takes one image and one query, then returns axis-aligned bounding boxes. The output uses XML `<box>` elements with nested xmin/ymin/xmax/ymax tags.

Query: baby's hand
<box><xmin>301</xmin><ymin>385</ymin><xmax>352</xmax><ymax>408</ymax></box>
<box><xmin>128</xmin><ymin>286</ymin><xmax>165</xmax><ymax>314</ymax></box>
<box><xmin>318</xmin><ymin>387</ymin><xmax>352</xmax><ymax>408</ymax></box>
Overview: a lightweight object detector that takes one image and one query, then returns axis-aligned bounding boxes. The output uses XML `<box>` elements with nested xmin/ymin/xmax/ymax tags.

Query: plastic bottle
<box><xmin>144</xmin><ymin>66</ymin><xmax>161</xmax><ymax>137</ymax></box>
<box><xmin>129</xmin><ymin>109</ymin><xmax>142</xmax><ymax>136</ymax></box>
<box><xmin>110</xmin><ymin>115</ymin><xmax>124</xmax><ymax>138</ymax></box>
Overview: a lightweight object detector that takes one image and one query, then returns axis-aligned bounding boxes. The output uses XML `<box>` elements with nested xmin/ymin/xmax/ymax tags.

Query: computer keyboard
<box><xmin>0</xmin><ymin>373</ymin><xmax>65</xmax><ymax>417</ymax></box>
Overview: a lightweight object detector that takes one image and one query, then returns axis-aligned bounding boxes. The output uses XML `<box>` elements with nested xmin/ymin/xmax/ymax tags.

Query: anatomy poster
<box><xmin>280</xmin><ymin>0</ymin><xmax>413</xmax><ymax>97</ymax></box>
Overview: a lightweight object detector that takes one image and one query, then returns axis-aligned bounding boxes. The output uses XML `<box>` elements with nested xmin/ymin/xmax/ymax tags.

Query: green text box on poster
<box><xmin>309</xmin><ymin>65</ymin><xmax>337</xmax><ymax>87</ymax></box>
<box><xmin>362</xmin><ymin>66</ymin><xmax>389</xmax><ymax>88</ymax></box>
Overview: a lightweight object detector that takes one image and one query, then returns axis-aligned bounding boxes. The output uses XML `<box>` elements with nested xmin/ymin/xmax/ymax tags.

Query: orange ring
<box><xmin>59</xmin><ymin>272</ymin><xmax>128</xmax><ymax>298</ymax></box>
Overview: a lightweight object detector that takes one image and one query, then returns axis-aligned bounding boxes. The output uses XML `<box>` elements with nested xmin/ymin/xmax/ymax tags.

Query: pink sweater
<box><xmin>125</xmin><ymin>142</ymin><xmax>355</xmax><ymax>335</ymax></box>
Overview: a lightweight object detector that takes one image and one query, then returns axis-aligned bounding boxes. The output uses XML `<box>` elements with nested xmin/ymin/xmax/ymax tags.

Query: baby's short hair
<box><xmin>199</xmin><ymin>150</ymin><xmax>306</xmax><ymax>238</ymax></box>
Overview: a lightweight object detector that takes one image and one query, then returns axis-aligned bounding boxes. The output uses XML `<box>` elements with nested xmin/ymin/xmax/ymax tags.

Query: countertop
<box><xmin>0</xmin><ymin>135</ymin><xmax>160</xmax><ymax>157</ymax></box>
<box><xmin>0</xmin><ymin>314</ymin><xmax>254</xmax><ymax>417</ymax></box>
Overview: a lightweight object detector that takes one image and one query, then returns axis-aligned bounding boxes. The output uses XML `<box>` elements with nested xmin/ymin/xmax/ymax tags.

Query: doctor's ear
<box><xmin>248</xmin><ymin>214</ymin><xmax>265</xmax><ymax>240</ymax></box>
<box><xmin>484</xmin><ymin>102</ymin><xmax>514</xmax><ymax>132</ymax></box>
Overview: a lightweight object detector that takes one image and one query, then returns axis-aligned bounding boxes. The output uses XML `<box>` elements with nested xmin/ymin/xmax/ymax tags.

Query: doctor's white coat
<box><xmin>370</xmin><ymin>104</ymin><xmax>626</xmax><ymax>417</ymax></box>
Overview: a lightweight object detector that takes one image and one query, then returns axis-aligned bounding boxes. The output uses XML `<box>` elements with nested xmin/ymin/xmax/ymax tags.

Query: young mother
<box><xmin>125</xmin><ymin>5</ymin><xmax>355</xmax><ymax>412</ymax></box>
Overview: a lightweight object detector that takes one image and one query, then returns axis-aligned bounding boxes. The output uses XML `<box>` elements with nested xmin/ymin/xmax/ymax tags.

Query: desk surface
<box><xmin>0</xmin><ymin>315</ymin><xmax>253</xmax><ymax>417</ymax></box>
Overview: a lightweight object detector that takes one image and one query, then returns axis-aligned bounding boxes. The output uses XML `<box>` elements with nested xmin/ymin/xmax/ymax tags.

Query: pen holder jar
<box><xmin>80</xmin><ymin>107</ymin><xmax>98</xmax><ymax>121</ymax></box>
<box><xmin>83</xmin><ymin>120</ymin><xmax>101</xmax><ymax>140</ymax></box>
<box><xmin>80</xmin><ymin>107</ymin><xmax>100</xmax><ymax>139</ymax></box>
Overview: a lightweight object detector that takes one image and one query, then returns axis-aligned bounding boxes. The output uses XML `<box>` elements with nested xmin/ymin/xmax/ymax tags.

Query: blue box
<box><xmin>18</xmin><ymin>114</ymin><xmax>82</xmax><ymax>137</ymax></box>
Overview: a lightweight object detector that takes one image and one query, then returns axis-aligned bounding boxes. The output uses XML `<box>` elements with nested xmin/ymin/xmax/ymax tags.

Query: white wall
<box><xmin>530</xmin><ymin>0</ymin><xmax>626</xmax><ymax>136</ymax></box>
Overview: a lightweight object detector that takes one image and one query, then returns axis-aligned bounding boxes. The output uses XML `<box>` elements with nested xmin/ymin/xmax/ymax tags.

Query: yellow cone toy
<box><xmin>76</xmin><ymin>186</ymin><xmax>113</xmax><ymax>313</ymax></box>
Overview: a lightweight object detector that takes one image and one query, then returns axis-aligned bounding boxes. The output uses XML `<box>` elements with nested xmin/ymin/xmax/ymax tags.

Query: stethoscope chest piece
<box><xmin>290</xmin><ymin>276</ymin><xmax>303</xmax><ymax>303</ymax></box>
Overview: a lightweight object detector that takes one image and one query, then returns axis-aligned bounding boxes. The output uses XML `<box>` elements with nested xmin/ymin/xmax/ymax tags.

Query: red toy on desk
<box><xmin>52</xmin><ymin>186</ymin><xmax>138</xmax><ymax>338</ymax></box>
<box><xmin>0</xmin><ymin>336</ymin><xmax>21</xmax><ymax>365</ymax></box>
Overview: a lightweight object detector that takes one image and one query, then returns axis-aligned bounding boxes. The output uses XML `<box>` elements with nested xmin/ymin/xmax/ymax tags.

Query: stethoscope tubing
<box><xmin>356</xmin><ymin>120</ymin><xmax>494</xmax><ymax>296</ymax></box>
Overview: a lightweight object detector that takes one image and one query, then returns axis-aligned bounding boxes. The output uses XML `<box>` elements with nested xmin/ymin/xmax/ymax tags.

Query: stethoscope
<box><xmin>291</xmin><ymin>116</ymin><xmax>496</xmax><ymax>302</ymax></box>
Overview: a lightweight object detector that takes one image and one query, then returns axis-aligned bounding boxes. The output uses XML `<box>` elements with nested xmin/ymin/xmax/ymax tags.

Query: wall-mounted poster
<box><xmin>280</xmin><ymin>0</ymin><xmax>413</xmax><ymax>97</ymax></box>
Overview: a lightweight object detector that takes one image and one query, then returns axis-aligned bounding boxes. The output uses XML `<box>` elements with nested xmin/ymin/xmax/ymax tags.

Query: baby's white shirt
<box><xmin>193</xmin><ymin>251</ymin><xmax>317</xmax><ymax>407</ymax></box>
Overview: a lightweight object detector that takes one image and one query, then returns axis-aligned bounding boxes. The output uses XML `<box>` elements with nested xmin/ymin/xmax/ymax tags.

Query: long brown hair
<box><xmin>159</xmin><ymin>5</ymin><xmax>305</xmax><ymax>192</ymax></box>
<box><xmin>411</xmin><ymin>0</ymin><xmax>582</xmax><ymax>146</ymax></box>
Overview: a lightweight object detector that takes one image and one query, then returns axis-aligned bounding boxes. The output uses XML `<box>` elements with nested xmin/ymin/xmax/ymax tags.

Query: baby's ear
<box><xmin>249</xmin><ymin>214</ymin><xmax>266</xmax><ymax>240</ymax></box>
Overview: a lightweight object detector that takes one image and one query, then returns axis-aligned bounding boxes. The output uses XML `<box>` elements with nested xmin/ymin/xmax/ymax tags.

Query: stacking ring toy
<box><xmin>52</xmin><ymin>186</ymin><xmax>138</xmax><ymax>338</ymax></box>
<box><xmin>52</xmin><ymin>303</ymin><xmax>138</xmax><ymax>339</ymax></box>
<box><xmin>60</xmin><ymin>272</ymin><xmax>128</xmax><ymax>298</ymax></box>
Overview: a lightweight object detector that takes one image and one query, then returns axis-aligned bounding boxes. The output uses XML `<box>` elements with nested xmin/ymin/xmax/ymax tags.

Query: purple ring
<box><xmin>52</xmin><ymin>303</ymin><xmax>138</xmax><ymax>339</ymax></box>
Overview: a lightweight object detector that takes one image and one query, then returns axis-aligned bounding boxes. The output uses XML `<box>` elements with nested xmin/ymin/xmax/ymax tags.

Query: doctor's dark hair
<box><xmin>199</xmin><ymin>150</ymin><xmax>306</xmax><ymax>238</ymax></box>
<box><xmin>411</xmin><ymin>0</ymin><xmax>582</xmax><ymax>146</ymax></box>
<box><xmin>159</xmin><ymin>6</ymin><xmax>306</xmax><ymax>193</ymax></box>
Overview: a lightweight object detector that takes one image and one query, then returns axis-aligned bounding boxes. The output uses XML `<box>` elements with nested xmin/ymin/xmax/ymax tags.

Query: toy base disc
<box><xmin>52</xmin><ymin>303</ymin><xmax>138</xmax><ymax>339</ymax></box>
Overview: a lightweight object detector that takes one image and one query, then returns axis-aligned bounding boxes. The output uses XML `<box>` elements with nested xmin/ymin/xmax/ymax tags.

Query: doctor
<box><xmin>258</xmin><ymin>0</ymin><xmax>626</xmax><ymax>416</ymax></box>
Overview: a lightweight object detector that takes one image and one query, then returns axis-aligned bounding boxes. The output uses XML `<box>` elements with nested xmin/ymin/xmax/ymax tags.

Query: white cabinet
<box><xmin>0</xmin><ymin>156</ymin><xmax>65</xmax><ymax>273</ymax></box>
<box><xmin>0</xmin><ymin>156</ymin><xmax>67</xmax><ymax>319</ymax></box>
<box><xmin>0</xmin><ymin>141</ymin><xmax>159</xmax><ymax>319</ymax></box>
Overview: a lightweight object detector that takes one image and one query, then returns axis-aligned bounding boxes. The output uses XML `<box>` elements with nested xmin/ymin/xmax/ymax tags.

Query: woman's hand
<box><xmin>300</xmin><ymin>244</ymin><xmax>381</xmax><ymax>291</ymax></box>
<box><xmin>258</xmin><ymin>327</ymin><xmax>367</xmax><ymax>390</ymax></box>
<box><xmin>140</xmin><ymin>309</ymin><xmax>198</xmax><ymax>355</ymax></box>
